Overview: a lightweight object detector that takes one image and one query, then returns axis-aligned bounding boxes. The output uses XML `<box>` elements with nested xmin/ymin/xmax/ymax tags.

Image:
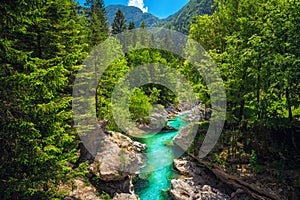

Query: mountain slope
<box><xmin>106</xmin><ymin>5</ymin><xmax>161</xmax><ymax>28</ymax></box>
<box><xmin>105</xmin><ymin>1</ymin><xmax>214</xmax><ymax>33</ymax></box>
<box><xmin>163</xmin><ymin>0</ymin><xmax>215</xmax><ymax>34</ymax></box>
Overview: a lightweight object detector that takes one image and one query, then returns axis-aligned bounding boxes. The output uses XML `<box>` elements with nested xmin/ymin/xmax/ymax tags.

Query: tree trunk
<box><xmin>239</xmin><ymin>99</ymin><xmax>245</xmax><ymax>122</ymax></box>
<box><xmin>286</xmin><ymin>87</ymin><xmax>293</xmax><ymax>121</ymax></box>
<box><xmin>257</xmin><ymin>62</ymin><xmax>261</xmax><ymax>120</ymax></box>
<box><xmin>238</xmin><ymin>67</ymin><xmax>247</xmax><ymax>122</ymax></box>
<box><xmin>37</xmin><ymin>28</ymin><xmax>42</xmax><ymax>58</ymax></box>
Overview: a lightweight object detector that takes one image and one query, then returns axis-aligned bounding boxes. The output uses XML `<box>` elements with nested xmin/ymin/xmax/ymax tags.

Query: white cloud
<box><xmin>128</xmin><ymin>0</ymin><xmax>148</xmax><ymax>13</ymax></box>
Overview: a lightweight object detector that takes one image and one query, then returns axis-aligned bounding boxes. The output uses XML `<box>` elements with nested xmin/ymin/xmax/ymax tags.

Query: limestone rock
<box><xmin>173</xmin><ymin>157</ymin><xmax>201</xmax><ymax>176</ymax></box>
<box><xmin>172</xmin><ymin>104</ymin><xmax>207</xmax><ymax>151</ymax></box>
<box><xmin>62</xmin><ymin>178</ymin><xmax>102</xmax><ymax>200</ymax></box>
<box><xmin>171</xmin><ymin>158</ymin><xmax>230</xmax><ymax>200</ymax></box>
<box><xmin>113</xmin><ymin>193</ymin><xmax>140</xmax><ymax>200</ymax></box>
<box><xmin>170</xmin><ymin>178</ymin><xmax>229</xmax><ymax>200</ymax></box>
<box><xmin>173</xmin><ymin>123</ymin><xmax>199</xmax><ymax>151</ymax></box>
<box><xmin>90</xmin><ymin>131</ymin><xmax>146</xmax><ymax>181</ymax></box>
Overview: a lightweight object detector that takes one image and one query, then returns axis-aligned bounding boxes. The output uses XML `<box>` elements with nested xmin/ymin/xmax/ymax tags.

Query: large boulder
<box><xmin>70</xmin><ymin>120</ymin><xmax>146</xmax><ymax>199</ymax></box>
<box><xmin>173</xmin><ymin>158</ymin><xmax>203</xmax><ymax>176</ymax></box>
<box><xmin>172</xmin><ymin>104</ymin><xmax>207</xmax><ymax>152</ymax></box>
<box><xmin>133</xmin><ymin>105</ymin><xmax>179</xmax><ymax>134</ymax></box>
<box><xmin>90</xmin><ymin>131</ymin><xmax>146</xmax><ymax>181</ymax></box>
<box><xmin>173</xmin><ymin>123</ymin><xmax>198</xmax><ymax>151</ymax></box>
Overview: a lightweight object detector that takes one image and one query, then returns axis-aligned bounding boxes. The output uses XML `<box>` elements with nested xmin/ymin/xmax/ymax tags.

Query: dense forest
<box><xmin>1</xmin><ymin>0</ymin><xmax>299</xmax><ymax>199</ymax></box>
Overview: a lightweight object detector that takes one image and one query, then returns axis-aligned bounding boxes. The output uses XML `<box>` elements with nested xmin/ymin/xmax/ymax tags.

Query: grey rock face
<box><xmin>170</xmin><ymin>179</ymin><xmax>229</xmax><ymax>200</ymax></box>
<box><xmin>170</xmin><ymin>158</ymin><xmax>230</xmax><ymax>200</ymax></box>
<box><xmin>90</xmin><ymin>131</ymin><xmax>146</xmax><ymax>181</ymax></box>
<box><xmin>113</xmin><ymin>193</ymin><xmax>140</xmax><ymax>200</ymax></box>
<box><xmin>173</xmin><ymin>123</ymin><xmax>199</xmax><ymax>151</ymax></box>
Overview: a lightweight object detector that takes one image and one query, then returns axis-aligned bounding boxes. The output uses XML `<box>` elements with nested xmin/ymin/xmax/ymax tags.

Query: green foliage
<box><xmin>98</xmin><ymin>192</ymin><xmax>112</xmax><ymax>200</ymax></box>
<box><xmin>250</xmin><ymin>150</ymin><xmax>265</xmax><ymax>174</ymax></box>
<box><xmin>97</xmin><ymin>55</ymin><xmax>129</xmax><ymax>130</ymax></box>
<box><xmin>112</xmin><ymin>9</ymin><xmax>127</xmax><ymax>34</ymax></box>
<box><xmin>0</xmin><ymin>0</ymin><xmax>88</xmax><ymax>198</ymax></box>
<box><xmin>84</xmin><ymin>0</ymin><xmax>109</xmax><ymax>48</ymax></box>
<box><xmin>250</xmin><ymin>150</ymin><xmax>257</xmax><ymax>166</ymax></box>
<box><xmin>189</xmin><ymin>0</ymin><xmax>300</xmax><ymax>125</ymax></box>
<box><xmin>186</xmin><ymin>0</ymin><xmax>300</xmax><ymax>174</ymax></box>
<box><xmin>73</xmin><ymin>161</ymin><xmax>90</xmax><ymax>178</ymax></box>
<box><xmin>140</xmin><ymin>21</ymin><xmax>146</xmax><ymax>29</ymax></box>
<box><xmin>129</xmin><ymin>88</ymin><xmax>152</xmax><ymax>123</ymax></box>
<box><xmin>214</xmin><ymin>153</ymin><xmax>228</xmax><ymax>167</ymax></box>
<box><xmin>2</xmin><ymin>0</ymin><xmax>299</xmax><ymax>198</ymax></box>
<box><xmin>128</xmin><ymin>21</ymin><xmax>136</xmax><ymax>30</ymax></box>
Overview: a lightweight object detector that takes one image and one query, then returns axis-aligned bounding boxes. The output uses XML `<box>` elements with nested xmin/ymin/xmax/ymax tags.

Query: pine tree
<box><xmin>111</xmin><ymin>9</ymin><xmax>127</xmax><ymax>34</ymax></box>
<box><xmin>84</xmin><ymin>0</ymin><xmax>109</xmax><ymax>47</ymax></box>
<box><xmin>128</xmin><ymin>21</ymin><xmax>136</xmax><ymax>30</ymax></box>
<box><xmin>140</xmin><ymin>21</ymin><xmax>146</xmax><ymax>29</ymax></box>
<box><xmin>0</xmin><ymin>0</ymin><xmax>88</xmax><ymax>198</ymax></box>
<box><xmin>138</xmin><ymin>21</ymin><xmax>148</xmax><ymax>46</ymax></box>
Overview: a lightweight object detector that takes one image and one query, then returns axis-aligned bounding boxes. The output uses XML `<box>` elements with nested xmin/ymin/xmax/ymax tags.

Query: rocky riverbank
<box><xmin>170</xmin><ymin>156</ymin><xmax>294</xmax><ymax>200</ymax></box>
<box><xmin>63</xmin><ymin>121</ymin><xmax>146</xmax><ymax>199</ymax></box>
<box><xmin>136</xmin><ymin>105</ymin><xmax>179</xmax><ymax>132</ymax></box>
<box><xmin>170</xmin><ymin>157</ymin><xmax>230</xmax><ymax>200</ymax></box>
<box><xmin>136</xmin><ymin>103</ymin><xmax>209</xmax><ymax>135</ymax></box>
<box><xmin>170</xmin><ymin>104</ymin><xmax>297</xmax><ymax>200</ymax></box>
<box><xmin>90</xmin><ymin>131</ymin><xmax>146</xmax><ymax>181</ymax></box>
<box><xmin>62</xmin><ymin>104</ymin><xmax>214</xmax><ymax>200</ymax></box>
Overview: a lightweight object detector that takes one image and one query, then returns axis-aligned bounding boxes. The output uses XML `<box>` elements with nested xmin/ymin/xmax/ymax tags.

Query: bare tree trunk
<box><xmin>286</xmin><ymin>87</ymin><xmax>293</xmax><ymax>121</ymax></box>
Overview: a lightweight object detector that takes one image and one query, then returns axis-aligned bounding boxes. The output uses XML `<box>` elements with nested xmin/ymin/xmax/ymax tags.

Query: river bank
<box><xmin>62</xmin><ymin>105</ymin><xmax>299</xmax><ymax>200</ymax></box>
<box><xmin>134</xmin><ymin>105</ymin><xmax>298</xmax><ymax>200</ymax></box>
<box><xmin>170</xmin><ymin>155</ymin><xmax>295</xmax><ymax>200</ymax></box>
<box><xmin>170</xmin><ymin>117</ymin><xmax>299</xmax><ymax>199</ymax></box>
<box><xmin>133</xmin><ymin>104</ymin><xmax>211</xmax><ymax>200</ymax></box>
<box><xmin>134</xmin><ymin>115</ymin><xmax>188</xmax><ymax>200</ymax></box>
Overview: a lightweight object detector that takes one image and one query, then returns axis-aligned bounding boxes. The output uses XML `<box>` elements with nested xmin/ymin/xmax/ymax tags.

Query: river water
<box><xmin>134</xmin><ymin>115</ymin><xmax>188</xmax><ymax>200</ymax></box>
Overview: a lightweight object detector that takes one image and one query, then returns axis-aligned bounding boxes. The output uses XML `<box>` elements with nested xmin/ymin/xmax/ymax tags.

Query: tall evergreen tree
<box><xmin>138</xmin><ymin>21</ymin><xmax>148</xmax><ymax>46</ymax></box>
<box><xmin>84</xmin><ymin>0</ymin><xmax>109</xmax><ymax>115</ymax></box>
<box><xmin>111</xmin><ymin>9</ymin><xmax>127</xmax><ymax>34</ymax></box>
<box><xmin>84</xmin><ymin>0</ymin><xmax>109</xmax><ymax>47</ymax></box>
<box><xmin>140</xmin><ymin>21</ymin><xmax>146</xmax><ymax>29</ymax></box>
<box><xmin>128</xmin><ymin>21</ymin><xmax>136</xmax><ymax>30</ymax></box>
<box><xmin>0</xmin><ymin>0</ymin><xmax>88</xmax><ymax>198</ymax></box>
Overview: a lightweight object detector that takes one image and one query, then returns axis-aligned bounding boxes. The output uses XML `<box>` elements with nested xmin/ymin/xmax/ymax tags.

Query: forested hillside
<box><xmin>186</xmin><ymin>0</ymin><xmax>300</xmax><ymax>198</ymax></box>
<box><xmin>1</xmin><ymin>0</ymin><xmax>299</xmax><ymax>199</ymax></box>
<box><xmin>189</xmin><ymin>0</ymin><xmax>300</xmax><ymax>131</ymax></box>
<box><xmin>106</xmin><ymin>5</ymin><xmax>161</xmax><ymax>28</ymax></box>
<box><xmin>163</xmin><ymin>0</ymin><xmax>215</xmax><ymax>34</ymax></box>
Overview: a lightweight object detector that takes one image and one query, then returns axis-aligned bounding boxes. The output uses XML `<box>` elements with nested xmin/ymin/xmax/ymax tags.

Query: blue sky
<box><xmin>79</xmin><ymin>0</ymin><xmax>190</xmax><ymax>19</ymax></box>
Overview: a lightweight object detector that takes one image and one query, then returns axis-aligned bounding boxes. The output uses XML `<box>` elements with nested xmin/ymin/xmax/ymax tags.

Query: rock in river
<box><xmin>90</xmin><ymin>131</ymin><xmax>147</xmax><ymax>181</ymax></box>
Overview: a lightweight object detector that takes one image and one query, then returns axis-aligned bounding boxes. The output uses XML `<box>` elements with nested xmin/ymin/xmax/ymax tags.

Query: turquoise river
<box><xmin>134</xmin><ymin>115</ymin><xmax>188</xmax><ymax>200</ymax></box>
